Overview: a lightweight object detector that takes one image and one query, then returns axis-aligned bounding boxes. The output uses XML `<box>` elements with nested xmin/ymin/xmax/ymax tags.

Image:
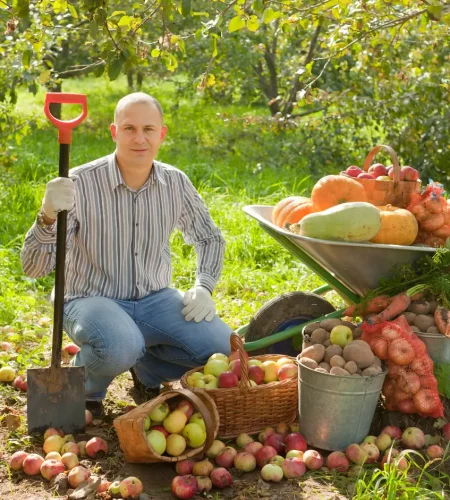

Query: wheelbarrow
<box><xmin>239</xmin><ymin>205</ymin><xmax>436</xmax><ymax>355</ymax></box>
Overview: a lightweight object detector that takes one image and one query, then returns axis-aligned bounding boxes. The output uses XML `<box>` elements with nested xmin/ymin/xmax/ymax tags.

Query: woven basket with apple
<box><xmin>341</xmin><ymin>144</ymin><xmax>422</xmax><ymax>208</ymax></box>
<box><xmin>180</xmin><ymin>333</ymin><xmax>298</xmax><ymax>439</ymax></box>
<box><xmin>113</xmin><ymin>388</ymin><xmax>219</xmax><ymax>463</ymax></box>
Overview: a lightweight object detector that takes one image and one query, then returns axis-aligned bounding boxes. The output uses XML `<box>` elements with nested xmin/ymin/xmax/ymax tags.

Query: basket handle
<box><xmin>168</xmin><ymin>388</ymin><xmax>216</xmax><ymax>453</ymax></box>
<box><xmin>362</xmin><ymin>145</ymin><xmax>401</xmax><ymax>184</ymax></box>
<box><xmin>230</xmin><ymin>333</ymin><xmax>252</xmax><ymax>392</ymax></box>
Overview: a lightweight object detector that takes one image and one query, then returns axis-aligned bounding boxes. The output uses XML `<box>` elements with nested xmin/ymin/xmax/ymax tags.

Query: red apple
<box><xmin>43</xmin><ymin>427</ymin><xmax>64</xmax><ymax>440</ymax></box>
<box><xmin>119</xmin><ymin>476</ymin><xmax>143</xmax><ymax>499</ymax></box>
<box><xmin>258</xmin><ymin>427</ymin><xmax>275</xmax><ymax>443</ymax></box>
<box><xmin>8</xmin><ymin>451</ymin><xmax>28</xmax><ymax>471</ymax></box>
<box><xmin>229</xmin><ymin>359</ymin><xmax>241</xmax><ymax>379</ymax></box>
<box><xmin>281</xmin><ymin>457</ymin><xmax>306</xmax><ymax>478</ymax></box>
<box><xmin>175</xmin><ymin>459</ymin><xmax>195</xmax><ymax>476</ymax></box>
<box><xmin>218</xmin><ymin>371</ymin><xmax>239</xmax><ymax>388</ymax></box>
<box><xmin>255</xmin><ymin>445</ymin><xmax>278</xmax><ymax>468</ymax></box>
<box><xmin>63</xmin><ymin>344</ymin><xmax>80</xmax><ymax>355</ymax></box>
<box><xmin>228</xmin><ymin>350</ymin><xmax>249</xmax><ymax>363</ymax></box>
<box><xmin>215</xmin><ymin>446</ymin><xmax>237</xmax><ymax>468</ymax></box>
<box><xmin>427</xmin><ymin>445</ymin><xmax>444</xmax><ymax>459</ymax></box>
<box><xmin>402</xmin><ymin>427</ymin><xmax>425</xmax><ymax>449</ymax></box>
<box><xmin>345</xmin><ymin>166</ymin><xmax>363</xmax><ymax>177</ymax></box>
<box><xmin>275</xmin><ymin>422</ymin><xmax>290</xmax><ymax>436</ymax></box>
<box><xmin>85</xmin><ymin>409</ymin><xmax>93</xmax><ymax>426</ymax></box>
<box><xmin>85</xmin><ymin>437</ymin><xmax>108</xmax><ymax>458</ymax></box>
<box><xmin>401</xmin><ymin>166</ymin><xmax>419</xmax><ymax>181</ymax></box>
<box><xmin>442</xmin><ymin>422</ymin><xmax>450</xmax><ymax>441</ymax></box>
<box><xmin>284</xmin><ymin>432</ymin><xmax>307</xmax><ymax>453</ymax></box>
<box><xmin>303</xmin><ymin>449</ymin><xmax>324</xmax><ymax>470</ymax></box>
<box><xmin>22</xmin><ymin>454</ymin><xmax>45</xmax><ymax>475</ymax></box>
<box><xmin>326</xmin><ymin>451</ymin><xmax>350</xmax><ymax>472</ymax></box>
<box><xmin>150</xmin><ymin>424</ymin><xmax>169</xmax><ymax>438</ymax></box>
<box><xmin>40</xmin><ymin>459</ymin><xmax>65</xmax><ymax>480</ymax></box>
<box><xmin>388</xmin><ymin>168</ymin><xmax>405</xmax><ymax>181</ymax></box>
<box><xmin>13</xmin><ymin>376</ymin><xmax>27</xmax><ymax>392</ymax></box>
<box><xmin>176</xmin><ymin>400</ymin><xmax>195</xmax><ymax>420</ymax></box>
<box><xmin>357</xmin><ymin>173</ymin><xmax>375</xmax><ymax>180</ymax></box>
<box><xmin>210</xmin><ymin>467</ymin><xmax>232</xmax><ymax>488</ymax></box>
<box><xmin>243</xmin><ymin>441</ymin><xmax>263</xmax><ymax>455</ymax></box>
<box><xmin>360</xmin><ymin>443</ymin><xmax>380</xmax><ymax>463</ymax></box>
<box><xmin>248</xmin><ymin>365</ymin><xmax>264</xmax><ymax>385</ymax></box>
<box><xmin>380</xmin><ymin>426</ymin><xmax>402</xmax><ymax>440</ymax></box>
<box><xmin>196</xmin><ymin>475</ymin><xmax>212</xmax><ymax>493</ymax></box>
<box><xmin>264</xmin><ymin>433</ymin><xmax>285</xmax><ymax>454</ymax></box>
<box><xmin>61</xmin><ymin>452</ymin><xmax>79</xmax><ymax>470</ymax></box>
<box><xmin>277</xmin><ymin>363</ymin><xmax>297</xmax><ymax>381</ymax></box>
<box><xmin>97</xmin><ymin>479</ymin><xmax>111</xmax><ymax>493</ymax></box>
<box><xmin>368</xmin><ymin>163</ymin><xmax>387</xmax><ymax>177</ymax></box>
<box><xmin>234</xmin><ymin>451</ymin><xmax>257</xmax><ymax>472</ymax></box>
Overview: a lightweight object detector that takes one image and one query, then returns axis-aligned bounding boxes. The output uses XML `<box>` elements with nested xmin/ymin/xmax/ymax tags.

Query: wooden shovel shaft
<box><xmin>51</xmin><ymin>143</ymin><xmax>70</xmax><ymax>369</ymax></box>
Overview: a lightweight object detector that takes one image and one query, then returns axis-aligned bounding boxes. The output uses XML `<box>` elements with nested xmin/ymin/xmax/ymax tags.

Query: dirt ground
<box><xmin>1</xmin><ymin>372</ymin><xmax>449</xmax><ymax>500</ymax></box>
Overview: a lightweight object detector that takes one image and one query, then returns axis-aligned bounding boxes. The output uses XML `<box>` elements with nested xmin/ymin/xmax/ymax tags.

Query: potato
<box><xmin>403</xmin><ymin>312</ymin><xmax>417</xmax><ymax>326</ymax></box>
<box><xmin>300</xmin><ymin>344</ymin><xmax>325</xmax><ymax>364</ymax></box>
<box><xmin>341</xmin><ymin>320</ymin><xmax>356</xmax><ymax>331</ymax></box>
<box><xmin>352</xmin><ymin>327</ymin><xmax>363</xmax><ymax>340</ymax></box>
<box><xmin>344</xmin><ymin>360</ymin><xmax>358</xmax><ymax>374</ymax></box>
<box><xmin>324</xmin><ymin>344</ymin><xmax>343</xmax><ymax>364</ymax></box>
<box><xmin>414</xmin><ymin>314</ymin><xmax>435</xmax><ymax>332</ymax></box>
<box><xmin>426</xmin><ymin>326</ymin><xmax>441</xmax><ymax>334</ymax></box>
<box><xmin>303</xmin><ymin>322</ymin><xmax>321</xmax><ymax>336</ymax></box>
<box><xmin>311</xmin><ymin>328</ymin><xmax>328</xmax><ymax>345</ymax></box>
<box><xmin>409</xmin><ymin>300</ymin><xmax>430</xmax><ymax>315</ymax></box>
<box><xmin>330</xmin><ymin>367</ymin><xmax>351</xmax><ymax>376</ymax></box>
<box><xmin>300</xmin><ymin>358</ymin><xmax>318</xmax><ymax>370</ymax></box>
<box><xmin>318</xmin><ymin>362</ymin><xmax>331</xmax><ymax>372</ymax></box>
<box><xmin>428</xmin><ymin>299</ymin><xmax>438</xmax><ymax>314</ymax></box>
<box><xmin>372</xmin><ymin>357</ymin><xmax>382</xmax><ymax>367</ymax></box>
<box><xmin>343</xmin><ymin>340</ymin><xmax>374</xmax><ymax>369</ymax></box>
<box><xmin>330</xmin><ymin>355</ymin><xmax>346</xmax><ymax>369</ymax></box>
<box><xmin>323</xmin><ymin>339</ymin><xmax>332</xmax><ymax>347</ymax></box>
<box><xmin>315</xmin><ymin>367</ymin><xmax>329</xmax><ymax>374</ymax></box>
<box><xmin>319</xmin><ymin>318</ymin><xmax>342</xmax><ymax>332</ymax></box>
<box><xmin>361</xmin><ymin>366</ymin><xmax>382</xmax><ymax>376</ymax></box>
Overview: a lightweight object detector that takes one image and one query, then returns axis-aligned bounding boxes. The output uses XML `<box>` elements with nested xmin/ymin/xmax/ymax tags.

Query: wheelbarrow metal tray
<box><xmin>243</xmin><ymin>205</ymin><xmax>435</xmax><ymax>297</ymax></box>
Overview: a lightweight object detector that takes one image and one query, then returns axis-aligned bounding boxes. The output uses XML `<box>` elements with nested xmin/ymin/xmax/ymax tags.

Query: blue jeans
<box><xmin>63</xmin><ymin>288</ymin><xmax>232</xmax><ymax>401</ymax></box>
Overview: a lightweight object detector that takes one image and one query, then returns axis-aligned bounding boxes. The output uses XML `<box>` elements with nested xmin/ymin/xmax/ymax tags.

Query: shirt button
<box><xmin>135</xmin><ymin>223</ymin><xmax>139</xmax><ymax>227</ymax></box>
<box><xmin>135</xmin><ymin>252</ymin><xmax>138</xmax><ymax>256</ymax></box>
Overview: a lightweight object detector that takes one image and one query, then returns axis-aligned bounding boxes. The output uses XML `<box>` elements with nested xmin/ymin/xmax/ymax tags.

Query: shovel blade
<box><xmin>27</xmin><ymin>365</ymin><xmax>85</xmax><ymax>435</ymax></box>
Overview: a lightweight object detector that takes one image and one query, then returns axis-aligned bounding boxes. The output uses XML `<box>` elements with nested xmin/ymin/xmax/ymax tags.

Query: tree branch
<box><xmin>55</xmin><ymin>60</ymin><xmax>106</xmax><ymax>79</ymax></box>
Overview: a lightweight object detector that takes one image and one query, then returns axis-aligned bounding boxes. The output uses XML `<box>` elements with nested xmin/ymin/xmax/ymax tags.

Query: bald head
<box><xmin>114</xmin><ymin>93</ymin><xmax>164</xmax><ymax>124</ymax></box>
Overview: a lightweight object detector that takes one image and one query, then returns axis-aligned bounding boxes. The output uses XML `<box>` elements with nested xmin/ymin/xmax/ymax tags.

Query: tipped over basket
<box><xmin>113</xmin><ymin>388</ymin><xmax>219</xmax><ymax>463</ymax></box>
<box><xmin>341</xmin><ymin>144</ymin><xmax>421</xmax><ymax>208</ymax></box>
<box><xmin>180</xmin><ymin>333</ymin><xmax>298</xmax><ymax>439</ymax></box>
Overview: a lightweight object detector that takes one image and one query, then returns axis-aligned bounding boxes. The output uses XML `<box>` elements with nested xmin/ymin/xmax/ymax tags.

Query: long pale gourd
<box><xmin>297</xmin><ymin>202</ymin><xmax>382</xmax><ymax>242</ymax></box>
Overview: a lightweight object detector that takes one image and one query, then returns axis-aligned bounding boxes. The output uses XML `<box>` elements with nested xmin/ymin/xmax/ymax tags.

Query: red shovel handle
<box><xmin>44</xmin><ymin>93</ymin><xmax>88</xmax><ymax>144</ymax></box>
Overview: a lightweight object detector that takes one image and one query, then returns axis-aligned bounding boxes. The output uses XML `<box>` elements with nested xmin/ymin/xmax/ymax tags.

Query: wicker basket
<box><xmin>342</xmin><ymin>144</ymin><xmax>421</xmax><ymax>208</ymax></box>
<box><xmin>113</xmin><ymin>388</ymin><xmax>219</xmax><ymax>463</ymax></box>
<box><xmin>180</xmin><ymin>333</ymin><xmax>298</xmax><ymax>439</ymax></box>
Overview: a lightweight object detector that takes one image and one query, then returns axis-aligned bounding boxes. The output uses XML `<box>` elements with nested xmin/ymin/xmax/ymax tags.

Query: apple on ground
<box><xmin>375</xmin><ymin>434</ymin><xmax>392</xmax><ymax>452</ymax></box>
<box><xmin>424</xmin><ymin>434</ymin><xmax>441</xmax><ymax>446</ymax></box>
<box><xmin>281</xmin><ymin>457</ymin><xmax>306</xmax><ymax>479</ymax></box>
<box><xmin>192</xmin><ymin>459</ymin><xmax>214</xmax><ymax>477</ymax></box>
<box><xmin>60</xmin><ymin>452</ymin><xmax>79</xmax><ymax>470</ymax></box>
<box><xmin>210</xmin><ymin>467</ymin><xmax>233</xmax><ymax>488</ymax></box>
<box><xmin>215</xmin><ymin>446</ymin><xmax>237</xmax><ymax>468</ymax></box>
<box><xmin>43</xmin><ymin>427</ymin><xmax>64</xmax><ymax>440</ymax></box>
<box><xmin>43</xmin><ymin>435</ymin><xmax>65</xmax><ymax>455</ymax></box>
<box><xmin>303</xmin><ymin>450</ymin><xmax>323</xmax><ymax>470</ymax></box>
<box><xmin>326</xmin><ymin>451</ymin><xmax>350</xmax><ymax>472</ymax></box>
<box><xmin>285</xmin><ymin>432</ymin><xmax>307</xmax><ymax>453</ymax></box>
<box><xmin>345</xmin><ymin>444</ymin><xmax>368</xmax><ymax>465</ymax></box>
<box><xmin>67</xmin><ymin>466</ymin><xmax>91</xmax><ymax>488</ymax></box>
<box><xmin>441</xmin><ymin>422</ymin><xmax>450</xmax><ymax>440</ymax></box>
<box><xmin>258</xmin><ymin>427</ymin><xmax>275</xmax><ymax>443</ymax></box>
<box><xmin>172</xmin><ymin>475</ymin><xmax>198</xmax><ymax>499</ymax></box>
<box><xmin>77</xmin><ymin>441</ymin><xmax>87</xmax><ymax>457</ymax></box>
<box><xmin>362</xmin><ymin>435</ymin><xmax>377</xmax><ymax>445</ymax></box>
<box><xmin>234</xmin><ymin>451</ymin><xmax>257</xmax><ymax>472</ymax></box>
<box><xmin>22</xmin><ymin>454</ymin><xmax>45</xmax><ymax>475</ymax></box>
<box><xmin>119</xmin><ymin>476</ymin><xmax>143</xmax><ymax>499</ymax></box>
<box><xmin>290</xmin><ymin>422</ymin><xmax>300</xmax><ymax>433</ymax></box>
<box><xmin>427</xmin><ymin>445</ymin><xmax>444</xmax><ymax>459</ymax></box>
<box><xmin>236</xmin><ymin>433</ymin><xmax>254</xmax><ymax>449</ymax></box>
<box><xmin>85</xmin><ymin>409</ymin><xmax>93</xmax><ymax>426</ymax></box>
<box><xmin>40</xmin><ymin>459</ymin><xmax>65</xmax><ymax>480</ymax></box>
<box><xmin>402</xmin><ymin>427</ymin><xmax>425</xmax><ymax>449</ymax></box>
<box><xmin>260</xmin><ymin>463</ymin><xmax>283</xmax><ymax>482</ymax></box>
<box><xmin>286</xmin><ymin>449</ymin><xmax>304</xmax><ymax>459</ymax></box>
<box><xmin>196</xmin><ymin>476</ymin><xmax>212</xmax><ymax>493</ymax></box>
<box><xmin>347</xmin><ymin>465</ymin><xmax>364</xmax><ymax>477</ymax></box>
<box><xmin>380</xmin><ymin>426</ymin><xmax>402</xmax><ymax>440</ymax></box>
<box><xmin>109</xmin><ymin>481</ymin><xmax>121</xmax><ymax>496</ymax></box>
<box><xmin>63</xmin><ymin>344</ymin><xmax>80</xmax><ymax>355</ymax></box>
<box><xmin>255</xmin><ymin>445</ymin><xmax>278</xmax><ymax>468</ymax></box>
<box><xmin>330</xmin><ymin>326</ymin><xmax>353</xmax><ymax>348</ymax></box>
<box><xmin>61</xmin><ymin>442</ymin><xmax>79</xmax><ymax>456</ymax></box>
<box><xmin>360</xmin><ymin>443</ymin><xmax>380</xmax><ymax>463</ymax></box>
<box><xmin>206</xmin><ymin>439</ymin><xmax>226</xmax><ymax>458</ymax></box>
<box><xmin>8</xmin><ymin>451</ymin><xmax>29</xmax><ymax>471</ymax></box>
<box><xmin>275</xmin><ymin>422</ymin><xmax>290</xmax><ymax>436</ymax></box>
<box><xmin>176</xmin><ymin>459</ymin><xmax>195</xmax><ymax>475</ymax></box>
<box><xmin>243</xmin><ymin>441</ymin><xmax>263</xmax><ymax>456</ymax></box>
<box><xmin>62</xmin><ymin>434</ymin><xmax>75</xmax><ymax>444</ymax></box>
<box><xmin>13</xmin><ymin>376</ymin><xmax>27</xmax><ymax>392</ymax></box>
<box><xmin>97</xmin><ymin>478</ymin><xmax>111</xmax><ymax>494</ymax></box>
<box><xmin>381</xmin><ymin>448</ymin><xmax>408</xmax><ymax>470</ymax></box>
<box><xmin>345</xmin><ymin>166</ymin><xmax>363</xmax><ymax>177</ymax></box>
<box><xmin>264</xmin><ymin>433</ymin><xmax>285</xmax><ymax>454</ymax></box>
<box><xmin>85</xmin><ymin>437</ymin><xmax>108</xmax><ymax>458</ymax></box>
<box><xmin>45</xmin><ymin>451</ymin><xmax>61</xmax><ymax>461</ymax></box>
<box><xmin>269</xmin><ymin>455</ymin><xmax>285</xmax><ymax>467</ymax></box>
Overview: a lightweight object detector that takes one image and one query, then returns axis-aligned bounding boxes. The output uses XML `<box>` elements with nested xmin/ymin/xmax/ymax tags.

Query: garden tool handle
<box><xmin>44</xmin><ymin>93</ymin><xmax>88</xmax><ymax>144</ymax></box>
<box><xmin>45</xmin><ymin>93</ymin><xmax>88</xmax><ymax>369</ymax></box>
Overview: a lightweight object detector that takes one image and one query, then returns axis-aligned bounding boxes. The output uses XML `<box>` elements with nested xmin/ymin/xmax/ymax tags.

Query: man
<box><xmin>21</xmin><ymin>92</ymin><xmax>232</xmax><ymax>416</ymax></box>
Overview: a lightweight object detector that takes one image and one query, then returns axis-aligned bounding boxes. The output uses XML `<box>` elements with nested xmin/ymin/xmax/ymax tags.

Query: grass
<box><xmin>1</xmin><ymin>75</ymin><xmax>449</xmax><ymax>499</ymax></box>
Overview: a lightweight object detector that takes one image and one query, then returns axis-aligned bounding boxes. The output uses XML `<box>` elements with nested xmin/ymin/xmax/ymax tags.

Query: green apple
<box><xmin>186</xmin><ymin>371</ymin><xmax>203</xmax><ymax>387</ymax></box>
<box><xmin>109</xmin><ymin>481</ymin><xmax>121</xmax><ymax>496</ymax></box>
<box><xmin>144</xmin><ymin>415</ymin><xmax>151</xmax><ymax>431</ymax></box>
<box><xmin>195</xmin><ymin>379</ymin><xmax>206</xmax><ymax>388</ymax></box>
<box><xmin>376</xmin><ymin>175</ymin><xmax>391</xmax><ymax>181</ymax></box>
<box><xmin>208</xmin><ymin>353</ymin><xmax>229</xmax><ymax>364</ymax></box>
<box><xmin>189</xmin><ymin>412</ymin><xmax>206</xmax><ymax>432</ymax></box>
<box><xmin>330</xmin><ymin>325</ymin><xmax>353</xmax><ymax>348</ymax></box>
<box><xmin>182</xmin><ymin>423</ymin><xmax>207</xmax><ymax>448</ymax></box>
<box><xmin>204</xmin><ymin>359</ymin><xmax>229</xmax><ymax>378</ymax></box>
<box><xmin>248</xmin><ymin>359</ymin><xmax>262</xmax><ymax>367</ymax></box>
<box><xmin>146</xmin><ymin>430</ymin><xmax>166</xmax><ymax>455</ymax></box>
<box><xmin>362</xmin><ymin>435</ymin><xmax>377</xmax><ymax>445</ymax></box>
<box><xmin>149</xmin><ymin>403</ymin><xmax>170</xmax><ymax>423</ymax></box>
<box><xmin>202</xmin><ymin>374</ymin><xmax>218</xmax><ymax>389</ymax></box>
<box><xmin>261</xmin><ymin>360</ymin><xmax>278</xmax><ymax>383</ymax></box>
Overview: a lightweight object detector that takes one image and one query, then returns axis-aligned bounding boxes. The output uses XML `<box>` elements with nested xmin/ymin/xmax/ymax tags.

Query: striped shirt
<box><xmin>21</xmin><ymin>153</ymin><xmax>225</xmax><ymax>302</ymax></box>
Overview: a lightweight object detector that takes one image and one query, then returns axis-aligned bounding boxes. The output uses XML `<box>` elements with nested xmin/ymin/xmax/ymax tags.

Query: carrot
<box><xmin>343</xmin><ymin>295</ymin><xmax>391</xmax><ymax>317</ymax></box>
<box><xmin>368</xmin><ymin>292</ymin><xmax>411</xmax><ymax>324</ymax></box>
<box><xmin>434</xmin><ymin>307</ymin><xmax>450</xmax><ymax>337</ymax></box>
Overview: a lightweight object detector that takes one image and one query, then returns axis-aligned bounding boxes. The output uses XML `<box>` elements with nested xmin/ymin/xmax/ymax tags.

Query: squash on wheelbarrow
<box><xmin>291</xmin><ymin>202</ymin><xmax>382</xmax><ymax>242</ymax></box>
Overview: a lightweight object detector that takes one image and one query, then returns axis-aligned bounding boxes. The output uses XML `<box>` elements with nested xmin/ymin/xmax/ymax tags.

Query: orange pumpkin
<box><xmin>311</xmin><ymin>175</ymin><xmax>368</xmax><ymax>211</ymax></box>
<box><xmin>272</xmin><ymin>196</ymin><xmax>314</xmax><ymax>227</ymax></box>
<box><xmin>370</xmin><ymin>205</ymin><xmax>418</xmax><ymax>246</ymax></box>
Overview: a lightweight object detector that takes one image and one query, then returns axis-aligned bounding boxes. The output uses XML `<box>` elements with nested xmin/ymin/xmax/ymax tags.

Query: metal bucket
<box><xmin>415</xmin><ymin>332</ymin><xmax>450</xmax><ymax>365</ymax></box>
<box><xmin>297</xmin><ymin>356</ymin><xmax>386</xmax><ymax>451</ymax></box>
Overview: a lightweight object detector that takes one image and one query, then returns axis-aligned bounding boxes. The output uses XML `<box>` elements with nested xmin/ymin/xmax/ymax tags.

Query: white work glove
<box><xmin>42</xmin><ymin>177</ymin><xmax>75</xmax><ymax>220</ymax></box>
<box><xmin>182</xmin><ymin>286</ymin><xmax>216</xmax><ymax>322</ymax></box>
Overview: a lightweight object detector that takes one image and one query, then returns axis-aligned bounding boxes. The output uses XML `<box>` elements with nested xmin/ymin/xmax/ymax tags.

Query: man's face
<box><xmin>110</xmin><ymin>102</ymin><xmax>167</xmax><ymax>165</ymax></box>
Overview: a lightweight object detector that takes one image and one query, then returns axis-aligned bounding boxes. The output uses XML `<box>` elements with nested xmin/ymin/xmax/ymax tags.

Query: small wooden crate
<box><xmin>180</xmin><ymin>333</ymin><xmax>298</xmax><ymax>439</ymax></box>
<box><xmin>113</xmin><ymin>388</ymin><xmax>219</xmax><ymax>463</ymax></box>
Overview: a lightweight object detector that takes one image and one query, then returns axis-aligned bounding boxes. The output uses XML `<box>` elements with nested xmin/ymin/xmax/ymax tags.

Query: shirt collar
<box><xmin>108</xmin><ymin>153</ymin><xmax>167</xmax><ymax>190</ymax></box>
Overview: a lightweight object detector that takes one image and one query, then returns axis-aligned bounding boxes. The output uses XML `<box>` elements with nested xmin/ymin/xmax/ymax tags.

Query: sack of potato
<box><xmin>361</xmin><ymin>316</ymin><xmax>444</xmax><ymax>418</ymax></box>
<box><xmin>300</xmin><ymin>318</ymin><xmax>384</xmax><ymax>377</ymax></box>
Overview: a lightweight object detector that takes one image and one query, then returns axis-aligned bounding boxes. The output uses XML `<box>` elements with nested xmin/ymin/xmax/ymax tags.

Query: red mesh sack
<box><xmin>361</xmin><ymin>315</ymin><xmax>444</xmax><ymax>418</ymax></box>
<box><xmin>407</xmin><ymin>181</ymin><xmax>450</xmax><ymax>247</ymax></box>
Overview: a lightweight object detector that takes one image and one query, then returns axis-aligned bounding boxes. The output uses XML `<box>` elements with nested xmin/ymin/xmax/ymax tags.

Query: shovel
<box><xmin>27</xmin><ymin>93</ymin><xmax>88</xmax><ymax>434</ymax></box>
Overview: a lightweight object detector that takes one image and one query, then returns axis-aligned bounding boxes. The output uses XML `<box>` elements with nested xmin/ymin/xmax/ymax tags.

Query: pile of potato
<box><xmin>300</xmin><ymin>318</ymin><xmax>384</xmax><ymax>377</ymax></box>
<box><xmin>403</xmin><ymin>298</ymin><xmax>440</xmax><ymax>334</ymax></box>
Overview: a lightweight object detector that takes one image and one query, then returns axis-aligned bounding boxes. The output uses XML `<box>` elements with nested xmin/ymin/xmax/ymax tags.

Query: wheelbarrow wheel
<box><xmin>246</xmin><ymin>291</ymin><xmax>335</xmax><ymax>356</ymax></box>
